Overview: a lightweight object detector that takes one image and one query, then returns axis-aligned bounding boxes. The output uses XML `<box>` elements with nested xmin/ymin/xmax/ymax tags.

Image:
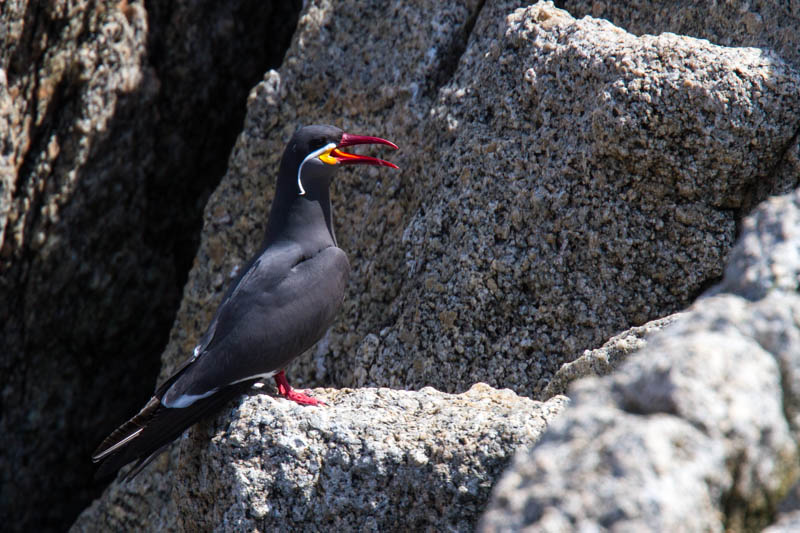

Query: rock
<box><xmin>72</xmin><ymin>385</ymin><xmax>567</xmax><ymax>532</ymax></box>
<box><xmin>353</xmin><ymin>0</ymin><xmax>800</xmax><ymax>398</ymax></box>
<box><xmin>1</xmin><ymin>0</ymin><xmax>302</xmax><ymax>530</ymax></box>
<box><xmin>562</xmin><ymin>0</ymin><xmax>800</xmax><ymax>70</ymax></box>
<box><xmin>156</xmin><ymin>0</ymin><xmax>487</xmax><ymax>385</ymax></box>
<box><xmin>480</xmin><ymin>189</ymin><xmax>800</xmax><ymax>531</ymax></box>
<box><xmin>483</xmin><ymin>407</ymin><xmax>731</xmax><ymax>532</ymax></box>
<box><xmin>69</xmin><ymin>0</ymin><xmax>800</xmax><ymax>530</ymax></box>
<box><xmin>541</xmin><ymin>313</ymin><xmax>682</xmax><ymax>398</ymax></box>
<box><xmin>1</xmin><ymin>3</ymin><xmax>160</xmax><ymax>528</ymax></box>
<box><xmin>162</xmin><ymin>0</ymin><xmax>800</xmax><ymax>405</ymax></box>
<box><xmin>562</xmin><ymin>0</ymin><xmax>800</xmax><ymax>209</ymax></box>
<box><xmin>72</xmin><ymin>0</ymin><xmax>493</xmax><ymax>529</ymax></box>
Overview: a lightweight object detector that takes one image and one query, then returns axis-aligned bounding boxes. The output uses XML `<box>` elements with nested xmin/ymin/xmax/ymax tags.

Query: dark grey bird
<box><xmin>92</xmin><ymin>125</ymin><xmax>398</xmax><ymax>480</ymax></box>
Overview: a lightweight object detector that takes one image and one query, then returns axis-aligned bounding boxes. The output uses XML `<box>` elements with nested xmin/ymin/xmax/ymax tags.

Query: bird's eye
<box><xmin>310</xmin><ymin>139</ymin><xmax>326</xmax><ymax>152</ymax></box>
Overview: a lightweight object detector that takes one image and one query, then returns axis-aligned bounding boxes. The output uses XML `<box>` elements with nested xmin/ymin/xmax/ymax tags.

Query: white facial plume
<box><xmin>297</xmin><ymin>142</ymin><xmax>337</xmax><ymax>195</ymax></box>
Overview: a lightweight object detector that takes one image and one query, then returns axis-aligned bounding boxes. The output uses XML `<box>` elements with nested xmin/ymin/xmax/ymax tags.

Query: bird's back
<box><xmin>162</xmin><ymin>242</ymin><xmax>349</xmax><ymax>406</ymax></box>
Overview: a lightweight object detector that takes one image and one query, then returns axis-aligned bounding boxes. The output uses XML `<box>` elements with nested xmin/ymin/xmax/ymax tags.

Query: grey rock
<box><xmin>562</xmin><ymin>0</ymin><xmax>800</xmax><ymax>70</ymax></box>
<box><xmin>480</xmin><ymin>189</ymin><xmax>800</xmax><ymax>531</ymax></box>
<box><xmin>73</xmin><ymin>385</ymin><xmax>567</xmax><ymax>532</ymax></box>
<box><xmin>70</xmin><ymin>465</ymin><xmax>178</xmax><ymax>533</ymax></box>
<box><xmin>359</xmin><ymin>0</ymin><xmax>800</xmax><ymax>399</ymax></box>
<box><xmin>483</xmin><ymin>407</ymin><xmax>730</xmax><ymax>532</ymax></box>
<box><xmin>156</xmin><ymin>0</ymin><xmax>486</xmax><ymax>386</ymax></box>
<box><xmin>70</xmin><ymin>0</ymin><xmax>800</xmax><ymax>530</ymax></box>
<box><xmin>541</xmin><ymin>314</ymin><xmax>682</xmax><ymax>398</ymax></box>
<box><xmin>563</xmin><ymin>0</ymin><xmax>800</xmax><ymax>211</ymax></box>
<box><xmin>72</xmin><ymin>0</ymin><xmax>491</xmax><ymax>529</ymax></box>
<box><xmin>162</xmin><ymin>0</ymin><xmax>800</xmax><ymax>404</ymax></box>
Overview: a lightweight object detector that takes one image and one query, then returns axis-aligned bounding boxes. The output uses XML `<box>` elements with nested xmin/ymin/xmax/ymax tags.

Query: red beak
<box><xmin>332</xmin><ymin>133</ymin><xmax>399</xmax><ymax>169</ymax></box>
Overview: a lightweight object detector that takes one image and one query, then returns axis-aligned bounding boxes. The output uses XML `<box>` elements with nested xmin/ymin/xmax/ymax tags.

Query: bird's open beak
<box><xmin>322</xmin><ymin>133</ymin><xmax>399</xmax><ymax>169</ymax></box>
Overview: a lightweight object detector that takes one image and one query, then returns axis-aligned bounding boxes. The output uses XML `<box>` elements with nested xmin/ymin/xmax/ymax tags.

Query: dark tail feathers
<box><xmin>92</xmin><ymin>381</ymin><xmax>256</xmax><ymax>480</ymax></box>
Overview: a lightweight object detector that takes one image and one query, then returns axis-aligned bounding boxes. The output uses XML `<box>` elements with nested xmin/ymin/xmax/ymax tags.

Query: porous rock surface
<box><xmin>71</xmin><ymin>1</ymin><xmax>800</xmax><ymax>531</ymax></box>
<box><xmin>540</xmin><ymin>313</ymin><xmax>682</xmax><ymax>398</ymax></box>
<box><xmin>480</xmin><ymin>189</ymin><xmax>800</xmax><ymax>532</ymax></box>
<box><xmin>563</xmin><ymin>0</ymin><xmax>800</xmax><ymax>206</ymax></box>
<box><xmin>165</xmin><ymin>0</ymin><xmax>800</xmax><ymax>401</ymax></box>
<box><xmin>563</xmin><ymin>0</ymin><xmax>800</xmax><ymax>70</ymax></box>
<box><xmin>72</xmin><ymin>385</ymin><xmax>567</xmax><ymax>532</ymax></box>
<box><xmin>156</xmin><ymin>0</ymin><xmax>486</xmax><ymax>386</ymax></box>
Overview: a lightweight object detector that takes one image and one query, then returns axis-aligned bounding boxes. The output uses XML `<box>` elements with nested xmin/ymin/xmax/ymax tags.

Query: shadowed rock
<box><xmin>0</xmin><ymin>0</ymin><xmax>301</xmax><ymax>529</ymax></box>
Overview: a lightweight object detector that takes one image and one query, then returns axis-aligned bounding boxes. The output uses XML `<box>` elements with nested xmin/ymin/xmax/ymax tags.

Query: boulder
<box><xmin>163</xmin><ymin>0</ymin><xmax>800</xmax><ymax>402</ymax></box>
<box><xmin>344</xmin><ymin>0</ymin><xmax>800</xmax><ymax>397</ymax></box>
<box><xmin>562</xmin><ymin>0</ymin><xmax>800</xmax><ymax>70</ymax></box>
<box><xmin>561</xmin><ymin>0</ymin><xmax>800</xmax><ymax>209</ymax></box>
<box><xmin>70</xmin><ymin>0</ymin><xmax>800</xmax><ymax>530</ymax></box>
<box><xmin>72</xmin><ymin>385</ymin><xmax>567</xmax><ymax>531</ymax></box>
<box><xmin>480</xmin><ymin>189</ymin><xmax>800</xmax><ymax>531</ymax></box>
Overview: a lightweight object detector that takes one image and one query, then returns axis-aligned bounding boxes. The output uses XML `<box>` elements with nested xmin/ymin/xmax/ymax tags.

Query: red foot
<box><xmin>274</xmin><ymin>370</ymin><xmax>326</xmax><ymax>406</ymax></box>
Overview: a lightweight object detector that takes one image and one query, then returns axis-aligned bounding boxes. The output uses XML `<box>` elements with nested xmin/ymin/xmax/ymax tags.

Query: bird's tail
<box><xmin>92</xmin><ymin>380</ymin><xmax>256</xmax><ymax>481</ymax></box>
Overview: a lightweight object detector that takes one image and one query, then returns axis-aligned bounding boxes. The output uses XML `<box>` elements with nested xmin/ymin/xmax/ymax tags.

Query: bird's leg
<box><xmin>273</xmin><ymin>370</ymin><xmax>326</xmax><ymax>406</ymax></box>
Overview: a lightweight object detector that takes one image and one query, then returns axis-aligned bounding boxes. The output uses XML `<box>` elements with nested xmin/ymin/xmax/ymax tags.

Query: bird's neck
<box><xmin>263</xmin><ymin>188</ymin><xmax>337</xmax><ymax>250</ymax></box>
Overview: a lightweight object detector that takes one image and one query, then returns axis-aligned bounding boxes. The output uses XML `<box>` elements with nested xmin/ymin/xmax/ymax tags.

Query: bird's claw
<box><xmin>274</xmin><ymin>370</ymin><xmax>326</xmax><ymax>406</ymax></box>
<box><xmin>282</xmin><ymin>388</ymin><xmax>327</xmax><ymax>406</ymax></box>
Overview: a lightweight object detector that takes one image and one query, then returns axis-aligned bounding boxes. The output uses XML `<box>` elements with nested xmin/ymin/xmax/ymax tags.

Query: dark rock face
<box><xmin>0</xmin><ymin>1</ymin><xmax>301</xmax><ymax>530</ymax></box>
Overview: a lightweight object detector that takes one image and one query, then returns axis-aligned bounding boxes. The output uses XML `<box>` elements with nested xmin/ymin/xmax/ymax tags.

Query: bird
<box><xmin>92</xmin><ymin>125</ymin><xmax>398</xmax><ymax>480</ymax></box>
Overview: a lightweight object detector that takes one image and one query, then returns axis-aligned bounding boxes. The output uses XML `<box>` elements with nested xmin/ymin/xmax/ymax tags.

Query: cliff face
<box><xmin>147</xmin><ymin>0</ymin><xmax>800</xmax><ymax>398</ymax></box>
<box><xmin>3</xmin><ymin>0</ymin><xmax>798</xmax><ymax>531</ymax></box>
<box><xmin>0</xmin><ymin>1</ymin><xmax>301</xmax><ymax>530</ymax></box>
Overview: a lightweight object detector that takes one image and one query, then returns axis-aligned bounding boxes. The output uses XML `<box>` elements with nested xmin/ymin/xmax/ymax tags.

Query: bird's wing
<box><xmin>92</xmin><ymin>244</ymin><xmax>348</xmax><ymax>479</ymax></box>
<box><xmin>160</xmin><ymin>244</ymin><xmax>349</xmax><ymax>407</ymax></box>
<box><xmin>185</xmin><ymin>241</ymin><xmax>303</xmax><ymax>363</ymax></box>
<box><xmin>144</xmin><ymin>240</ymin><xmax>306</xmax><ymax>403</ymax></box>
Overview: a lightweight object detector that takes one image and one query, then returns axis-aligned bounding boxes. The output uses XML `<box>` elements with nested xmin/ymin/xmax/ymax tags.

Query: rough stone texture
<box><xmin>350</xmin><ymin>0</ymin><xmax>800</xmax><ymax>398</ymax></box>
<box><xmin>485</xmin><ymin>408</ymin><xmax>732</xmax><ymax>532</ymax></box>
<box><xmin>69</xmin><ymin>0</ymin><xmax>800</xmax><ymax>530</ymax></box>
<box><xmin>561</xmin><ymin>0</ymin><xmax>800</xmax><ymax>210</ymax></box>
<box><xmin>72</xmin><ymin>385</ymin><xmax>567</xmax><ymax>532</ymax></box>
<box><xmin>561</xmin><ymin>0</ymin><xmax>800</xmax><ymax>70</ymax></box>
<box><xmin>480</xmin><ymin>190</ymin><xmax>800</xmax><ymax>532</ymax></box>
<box><xmin>156</xmin><ymin>0</ymin><xmax>485</xmax><ymax>386</ymax></box>
<box><xmin>0</xmin><ymin>0</ymin><xmax>301</xmax><ymax>530</ymax></box>
<box><xmin>161</xmin><ymin>0</ymin><xmax>800</xmax><ymax>404</ymax></box>
<box><xmin>69</xmin><ymin>462</ymin><xmax>178</xmax><ymax>533</ymax></box>
<box><xmin>541</xmin><ymin>313</ymin><xmax>682</xmax><ymax>398</ymax></box>
<box><xmin>70</xmin><ymin>2</ymin><xmax>495</xmax><ymax>529</ymax></box>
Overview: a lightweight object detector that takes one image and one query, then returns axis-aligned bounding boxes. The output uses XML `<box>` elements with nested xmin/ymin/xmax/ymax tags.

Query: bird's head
<box><xmin>285</xmin><ymin>125</ymin><xmax>399</xmax><ymax>197</ymax></box>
